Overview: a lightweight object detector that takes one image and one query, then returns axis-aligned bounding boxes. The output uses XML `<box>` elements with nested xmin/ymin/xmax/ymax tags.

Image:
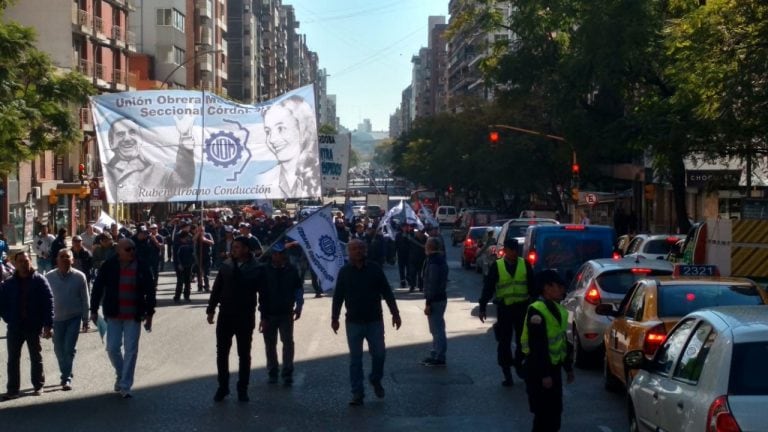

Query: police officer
<box><xmin>521</xmin><ymin>269</ymin><xmax>574</xmax><ymax>432</ymax></box>
<box><xmin>478</xmin><ymin>238</ymin><xmax>533</xmax><ymax>386</ymax></box>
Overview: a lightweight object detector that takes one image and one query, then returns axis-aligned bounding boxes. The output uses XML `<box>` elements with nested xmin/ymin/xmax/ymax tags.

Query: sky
<box><xmin>289</xmin><ymin>0</ymin><xmax>450</xmax><ymax>132</ymax></box>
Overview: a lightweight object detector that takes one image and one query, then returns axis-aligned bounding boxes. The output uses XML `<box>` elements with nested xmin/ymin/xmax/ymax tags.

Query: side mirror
<box><xmin>623</xmin><ymin>350</ymin><xmax>646</xmax><ymax>370</ymax></box>
<box><xmin>594</xmin><ymin>303</ymin><xmax>617</xmax><ymax>317</ymax></box>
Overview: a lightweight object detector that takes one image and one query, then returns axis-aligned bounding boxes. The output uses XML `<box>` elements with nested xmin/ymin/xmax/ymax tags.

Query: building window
<box><xmin>157</xmin><ymin>8</ymin><xmax>185</xmax><ymax>32</ymax></box>
<box><xmin>173</xmin><ymin>46</ymin><xmax>185</xmax><ymax>65</ymax></box>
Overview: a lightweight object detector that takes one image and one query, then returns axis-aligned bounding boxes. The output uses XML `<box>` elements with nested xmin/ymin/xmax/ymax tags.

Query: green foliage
<box><xmin>349</xmin><ymin>148</ymin><xmax>360</xmax><ymax>168</ymax></box>
<box><xmin>318</xmin><ymin>123</ymin><xmax>338</xmax><ymax>134</ymax></box>
<box><xmin>0</xmin><ymin>13</ymin><xmax>95</xmax><ymax>174</ymax></box>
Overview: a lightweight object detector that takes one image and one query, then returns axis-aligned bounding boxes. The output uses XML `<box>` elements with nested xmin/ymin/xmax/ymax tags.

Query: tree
<box><xmin>318</xmin><ymin>123</ymin><xmax>338</xmax><ymax>134</ymax></box>
<box><xmin>349</xmin><ymin>148</ymin><xmax>360</xmax><ymax>168</ymax></box>
<box><xmin>0</xmin><ymin>3</ymin><xmax>95</xmax><ymax>174</ymax></box>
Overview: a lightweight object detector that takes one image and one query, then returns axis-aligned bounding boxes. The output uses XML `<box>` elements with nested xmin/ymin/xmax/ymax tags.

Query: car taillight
<box><xmin>496</xmin><ymin>248</ymin><xmax>505</xmax><ymax>258</ymax></box>
<box><xmin>666</xmin><ymin>236</ymin><xmax>679</xmax><ymax>244</ymax></box>
<box><xmin>643</xmin><ymin>323</ymin><xmax>667</xmax><ymax>356</ymax></box>
<box><xmin>527</xmin><ymin>250</ymin><xmax>537</xmax><ymax>265</ymax></box>
<box><xmin>612</xmin><ymin>251</ymin><xmax>621</xmax><ymax>259</ymax></box>
<box><xmin>631</xmin><ymin>268</ymin><xmax>652</xmax><ymax>274</ymax></box>
<box><xmin>564</xmin><ymin>225</ymin><xmax>586</xmax><ymax>230</ymax></box>
<box><xmin>464</xmin><ymin>238</ymin><xmax>474</xmax><ymax>247</ymax></box>
<box><xmin>585</xmin><ymin>282</ymin><xmax>601</xmax><ymax>305</ymax></box>
<box><xmin>707</xmin><ymin>395</ymin><xmax>742</xmax><ymax>432</ymax></box>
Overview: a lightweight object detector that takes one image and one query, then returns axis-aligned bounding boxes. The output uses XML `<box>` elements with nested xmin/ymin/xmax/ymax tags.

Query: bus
<box><xmin>410</xmin><ymin>189</ymin><xmax>439</xmax><ymax>214</ymax></box>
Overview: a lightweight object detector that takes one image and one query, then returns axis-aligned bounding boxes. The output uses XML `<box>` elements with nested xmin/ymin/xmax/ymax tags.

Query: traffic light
<box><xmin>572</xmin><ymin>163</ymin><xmax>580</xmax><ymax>176</ymax></box>
<box><xmin>448</xmin><ymin>185</ymin><xmax>454</xmax><ymax>194</ymax></box>
<box><xmin>48</xmin><ymin>189</ymin><xmax>57</xmax><ymax>205</ymax></box>
<box><xmin>78</xmin><ymin>163</ymin><xmax>86</xmax><ymax>183</ymax></box>
<box><xmin>644</xmin><ymin>184</ymin><xmax>655</xmax><ymax>200</ymax></box>
<box><xmin>571</xmin><ymin>187</ymin><xmax>579</xmax><ymax>202</ymax></box>
<box><xmin>489</xmin><ymin>131</ymin><xmax>499</xmax><ymax>148</ymax></box>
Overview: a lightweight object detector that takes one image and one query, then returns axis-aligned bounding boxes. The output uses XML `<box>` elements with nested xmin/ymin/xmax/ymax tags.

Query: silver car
<box><xmin>625</xmin><ymin>306</ymin><xmax>768</xmax><ymax>431</ymax></box>
<box><xmin>563</xmin><ymin>258</ymin><xmax>673</xmax><ymax>368</ymax></box>
<box><xmin>623</xmin><ymin>234</ymin><xmax>682</xmax><ymax>260</ymax></box>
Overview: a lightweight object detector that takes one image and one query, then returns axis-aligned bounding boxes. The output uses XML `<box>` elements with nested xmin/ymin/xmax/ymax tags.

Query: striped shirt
<box><xmin>117</xmin><ymin>261</ymin><xmax>138</xmax><ymax>320</ymax></box>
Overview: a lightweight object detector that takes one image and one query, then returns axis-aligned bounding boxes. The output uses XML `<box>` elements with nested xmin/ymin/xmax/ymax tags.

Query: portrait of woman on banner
<box><xmin>261</xmin><ymin>95</ymin><xmax>321</xmax><ymax>199</ymax></box>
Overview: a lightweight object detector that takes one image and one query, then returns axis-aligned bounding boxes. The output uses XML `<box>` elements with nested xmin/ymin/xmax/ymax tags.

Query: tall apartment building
<box><xmin>225</xmin><ymin>0</ymin><xmax>319</xmax><ymax>104</ymax></box>
<box><xmin>430</xmin><ymin>23</ymin><xmax>449</xmax><ymax>115</ymax></box>
<box><xmin>389</xmin><ymin>108</ymin><xmax>403</xmax><ymax>139</ymax></box>
<box><xmin>446</xmin><ymin>0</ymin><xmax>514</xmax><ymax>109</ymax></box>
<box><xmin>3</xmin><ymin>0</ymin><xmax>136</xmax><ymax>237</ymax></box>
<box><xmin>189</xmin><ymin>0</ymin><xmax>228</xmax><ymax>92</ymax></box>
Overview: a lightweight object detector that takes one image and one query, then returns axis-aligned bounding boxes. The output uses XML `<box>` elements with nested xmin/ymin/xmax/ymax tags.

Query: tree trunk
<box><xmin>670</xmin><ymin>154</ymin><xmax>691</xmax><ymax>234</ymax></box>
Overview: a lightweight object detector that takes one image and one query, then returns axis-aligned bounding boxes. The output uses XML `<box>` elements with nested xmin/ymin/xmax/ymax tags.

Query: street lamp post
<box><xmin>489</xmin><ymin>124</ymin><xmax>579</xmax><ymax>220</ymax></box>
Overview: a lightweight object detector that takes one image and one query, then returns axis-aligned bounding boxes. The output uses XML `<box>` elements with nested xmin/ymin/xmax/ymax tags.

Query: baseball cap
<box><xmin>224</xmin><ymin>225</ymin><xmax>234</xmax><ymax>233</ymax></box>
<box><xmin>138</xmin><ymin>225</ymin><xmax>148</xmax><ymax>232</ymax></box>
<box><xmin>239</xmin><ymin>222</ymin><xmax>250</xmax><ymax>228</ymax></box>
<box><xmin>149</xmin><ymin>224</ymin><xmax>158</xmax><ymax>229</ymax></box>
<box><xmin>72</xmin><ymin>235</ymin><xmax>82</xmax><ymax>242</ymax></box>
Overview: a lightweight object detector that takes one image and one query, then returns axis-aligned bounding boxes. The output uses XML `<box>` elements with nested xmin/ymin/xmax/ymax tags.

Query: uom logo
<box><xmin>205</xmin><ymin>131</ymin><xmax>243</xmax><ymax>168</ymax></box>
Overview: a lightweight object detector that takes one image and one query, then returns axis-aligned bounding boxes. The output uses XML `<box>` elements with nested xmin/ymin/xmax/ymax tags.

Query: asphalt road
<box><xmin>0</xmin><ymin>232</ymin><xmax>629</xmax><ymax>431</ymax></box>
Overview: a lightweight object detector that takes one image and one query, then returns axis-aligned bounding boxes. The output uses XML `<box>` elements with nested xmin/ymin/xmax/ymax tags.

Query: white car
<box><xmin>624</xmin><ymin>306</ymin><xmax>768</xmax><ymax>432</ymax></box>
<box><xmin>436</xmin><ymin>206</ymin><xmax>458</xmax><ymax>225</ymax></box>
<box><xmin>623</xmin><ymin>234</ymin><xmax>681</xmax><ymax>260</ymax></box>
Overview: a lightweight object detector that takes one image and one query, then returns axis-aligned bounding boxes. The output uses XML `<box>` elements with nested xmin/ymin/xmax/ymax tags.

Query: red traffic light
<box><xmin>489</xmin><ymin>131</ymin><xmax>499</xmax><ymax>143</ymax></box>
<box><xmin>572</xmin><ymin>163</ymin><xmax>580</xmax><ymax>175</ymax></box>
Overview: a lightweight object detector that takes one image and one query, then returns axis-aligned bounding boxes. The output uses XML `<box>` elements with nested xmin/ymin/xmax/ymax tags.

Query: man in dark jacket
<box><xmin>258</xmin><ymin>241</ymin><xmax>303</xmax><ymax>385</ymax></box>
<box><xmin>206</xmin><ymin>237</ymin><xmax>261</xmax><ymax>403</ymax></box>
<box><xmin>50</xmin><ymin>227</ymin><xmax>68</xmax><ymax>264</ymax></box>
<box><xmin>332</xmin><ymin>239</ymin><xmax>401</xmax><ymax>406</ymax></box>
<box><xmin>173</xmin><ymin>231</ymin><xmax>195</xmax><ymax>302</ymax></box>
<box><xmin>407</xmin><ymin>229</ymin><xmax>427</xmax><ymax>292</ymax></box>
<box><xmin>0</xmin><ymin>252</ymin><xmax>54</xmax><ymax>399</ymax></box>
<box><xmin>421</xmin><ymin>237</ymin><xmax>449</xmax><ymax>366</ymax></box>
<box><xmin>90</xmin><ymin>238</ymin><xmax>156</xmax><ymax>398</ymax></box>
<box><xmin>394</xmin><ymin>224</ymin><xmax>411</xmax><ymax>288</ymax></box>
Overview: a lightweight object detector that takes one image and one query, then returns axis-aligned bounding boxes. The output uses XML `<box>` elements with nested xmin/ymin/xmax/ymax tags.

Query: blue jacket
<box><xmin>0</xmin><ymin>271</ymin><xmax>54</xmax><ymax>331</ymax></box>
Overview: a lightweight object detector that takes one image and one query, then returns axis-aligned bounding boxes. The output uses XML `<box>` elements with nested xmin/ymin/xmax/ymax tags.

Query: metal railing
<box><xmin>79</xmin><ymin>107</ymin><xmax>93</xmax><ymax>128</ymax></box>
<box><xmin>95</xmin><ymin>63</ymin><xmax>105</xmax><ymax>81</ymax></box>
<box><xmin>113</xmin><ymin>69</ymin><xmax>125</xmax><ymax>84</ymax></box>
<box><xmin>94</xmin><ymin>16</ymin><xmax>103</xmax><ymax>34</ymax></box>
<box><xmin>111</xmin><ymin>25</ymin><xmax>122</xmax><ymax>41</ymax></box>
<box><xmin>78</xmin><ymin>59</ymin><xmax>93</xmax><ymax>76</ymax></box>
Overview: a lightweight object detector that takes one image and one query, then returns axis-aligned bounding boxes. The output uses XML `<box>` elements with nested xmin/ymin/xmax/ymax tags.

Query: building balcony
<box><xmin>77</xmin><ymin>59</ymin><xmax>93</xmax><ymax>77</ymax></box>
<box><xmin>94</xmin><ymin>64</ymin><xmax>110</xmax><ymax>89</ymax></box>
<box><xmin>93</xmin><ymin>16</ymin><xmax>109</xmax><ymax>43</ymax></box>
<box><xmin>111</xmin><ymin>25</ymin><xmax>126</xmax><ymax>48</ymax></box>
<box><xmin>198</xmin><ymin>56</ymin><xmax>213</xmax><ymax>73</ymax></box>
<box><xmin>79</xmin><ymin>107</ymin><xmax>94</xmax><ymax>132</ymax></box>
<box><xmin>196</xmin><ymin>0</ymin><xmax>212</xmax><ymax>19</ymax></box>
<box><xmin>217</xmin><ymin>16</ymin><xmax>227</xmax><ymax>33</ymax></box>
<box><xmin>112</xmin><ymin>69</ymin><xmax>127</xmax><ymax>91</ymax></box>
<box><xmin>71</xmin><ymin>6</ymin><xmax>93</xmax><ymax>35</ymax></box>
<box><xmin>198</xmin><ymin>28</ymin><xmax>213</xmax><ymax>48</ymax></box>
<box><xmin>218</xmin><ymin>67</ymin><xmax>228</xmax><ymax>80</ymax></box>
<box><xmin>220</xmin><ymin>38</ymin><xmax>227</xmax><ymax>53</ymax></box>
<box><xmin>125</xmin><ymin>30</ymin><xmax>137</xmax><ymax>52</ymax></box>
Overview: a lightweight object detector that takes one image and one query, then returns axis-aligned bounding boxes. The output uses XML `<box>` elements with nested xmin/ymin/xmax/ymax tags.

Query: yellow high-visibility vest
<box><xmin>521</xmin><ymin>300</ymin><xmax>568</xmax><ymax>364</ymax></box>
<box><xmin>495</xmin><ymin>258</ymin><xmax>528</xmax><ymax>305</ymax></box>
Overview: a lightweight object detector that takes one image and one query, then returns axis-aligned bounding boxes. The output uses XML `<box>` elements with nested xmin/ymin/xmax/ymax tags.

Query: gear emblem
<box><xmin>204</xmin><ymin>131</ymin><xmax>243</xmax><ymax>168</ymax></box>
<box><xmin>318</xmin><ymin>234</ymin><xmax>337</xmax><ymax>257</ymax></box>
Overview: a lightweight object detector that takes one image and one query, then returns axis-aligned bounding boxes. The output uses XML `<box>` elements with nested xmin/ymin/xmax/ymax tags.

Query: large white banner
<box><xmin>285</xmin><ymin>205</ymin><xmax>345</xmax><ymax>292</ymax></box>
<box><xmin>318</xmin><ymin>133</ymin><xmax>350</xmax><ymax>190</ymax></box>
<box><xmin>90</xmin><ymin>85</ymin><xmax>321</xmax><ymax>203</ymax></box>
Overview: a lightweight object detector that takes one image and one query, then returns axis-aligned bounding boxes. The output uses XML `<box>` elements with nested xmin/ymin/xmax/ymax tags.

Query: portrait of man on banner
<box><xmin>103</xmin><ymin>114</ymin><xmax>196</xmax><ymax>203</ymax></box>
<box><xmin>262</xmin><ymin>95</ymin><xmax>321</xmax><ymax>199</ymax></box>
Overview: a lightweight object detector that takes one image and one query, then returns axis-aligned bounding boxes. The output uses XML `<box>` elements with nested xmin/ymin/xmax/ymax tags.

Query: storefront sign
<box><xmin>685</xmin><ymin>170</ymin><xmax>741</xmax><ymax>188</ymax></box>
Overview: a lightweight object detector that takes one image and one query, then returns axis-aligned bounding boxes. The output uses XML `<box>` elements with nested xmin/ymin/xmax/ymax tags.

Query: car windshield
<box><xmin>505</xmin><ymin>221</ymin><xmax>557</xmax><ymax>239</ymax></box>
<box><xmin>644</xmin><ymin>239</ymin><xmax>675</xmax><ymax>254</ymax></box>
<box><xmin>538</xmin><ymin>235</ymin><xmax>610</xmax><ymax>269</ymax></box>
<box><xmin>729</xmin><ymin>342</ymin><xmax>768</xmax><ymax>395</ymax></box>
<box><xmin>468</xmin><ymin>228</ymin><xmax>487</xmax><ymax>241</ymax></box>
<box><xmin>658</xmin><ymin>284</ymin><xmax>765</xmax><ymax>317</ymax></box>
<box><xmin>596</xmin><ymin>269</ymin><xmax>673</xmax><ymax>294</ymax></box>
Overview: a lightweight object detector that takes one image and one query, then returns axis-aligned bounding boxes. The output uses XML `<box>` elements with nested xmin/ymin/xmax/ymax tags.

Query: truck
<box><xmin>365</xmin><ymin>193</ymin><xmax>389</xmax><ymax>218</ymax></box>
<box><xmin>681</xmin><ymin>218</ymin><xmax>768</xmax><ymax>278</ymax></box>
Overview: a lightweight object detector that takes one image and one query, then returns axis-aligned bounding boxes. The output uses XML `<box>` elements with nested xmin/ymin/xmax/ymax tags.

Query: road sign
<box><xmin>586</xmin><ymin>193</ymin><xmax>598</xmax><ymax>205</ymax></box>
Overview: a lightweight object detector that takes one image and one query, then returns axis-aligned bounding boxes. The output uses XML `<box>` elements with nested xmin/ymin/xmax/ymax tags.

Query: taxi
<box><xmin>595</xmin><ymin>264</ymin><xmax>768</xmax><ymax>391</ymax></box>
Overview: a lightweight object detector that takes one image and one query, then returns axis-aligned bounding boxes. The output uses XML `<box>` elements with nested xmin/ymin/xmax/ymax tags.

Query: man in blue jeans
<box><xmin>90</xmin><ymin>238</ymin><xmax>156</xmax><ymax>399</ymax></box>
<box><xmin>46</xmin><ymin>249</ymin><xmax>90</xmax><ymax>391</ymax></box>
<box><xmin>421</xmin><ymin>237</ymin><xmax>449</xmax><ymax>366</ymax></box>
<box><xmin>332</xmin><ymin>239</ymin><xmax>402</xmax><ymax>406</ymax></box>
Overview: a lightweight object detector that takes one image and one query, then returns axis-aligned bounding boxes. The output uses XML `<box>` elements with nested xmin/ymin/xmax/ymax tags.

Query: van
<box><xmin>436</xmin><ymin>206</ymin><xmax>458</xmax><ymax>225</ymax></box>
<box><xmin>523</xmin><ymin>224</ymin><xmax>616</xmax><ymax>284</ymax></box>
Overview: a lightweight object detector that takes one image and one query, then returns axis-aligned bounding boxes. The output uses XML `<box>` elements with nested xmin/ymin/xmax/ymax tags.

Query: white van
<box><xmin>436</xmin><ymin>206</ymin><xmax>458</xmax><ymax>225</ymax></box>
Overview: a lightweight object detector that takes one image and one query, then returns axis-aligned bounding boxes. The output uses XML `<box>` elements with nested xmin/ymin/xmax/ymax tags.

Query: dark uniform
<box><xmin>479</xmin><ymin>253</ymin><xmax>534</xmax><ymax>384</ymax></box>
<box><xmin>521</xmin><ymin>271</ymin><xmax>574</xmax><ymax>432</ymax></box>
<box><xmin>258</xmin><ymin>245</ymin><xmax>303</xmax><ymax>384</ymax></box>
<box><xmin>206</xmin><ymin>253</ymin><xmax>261</xmax><ymax>401</ymax></box>
<box><xmin>394</xmin><ymin>227</ymin><xmax>411</xmax><ymax>288</ymax></box>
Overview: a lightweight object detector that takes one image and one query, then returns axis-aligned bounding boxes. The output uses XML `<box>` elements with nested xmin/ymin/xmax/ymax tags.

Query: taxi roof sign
<box><xmin>673</xmin><ymin>264</ymin><xmax>720</xmax><ymax>277</ymax></box>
